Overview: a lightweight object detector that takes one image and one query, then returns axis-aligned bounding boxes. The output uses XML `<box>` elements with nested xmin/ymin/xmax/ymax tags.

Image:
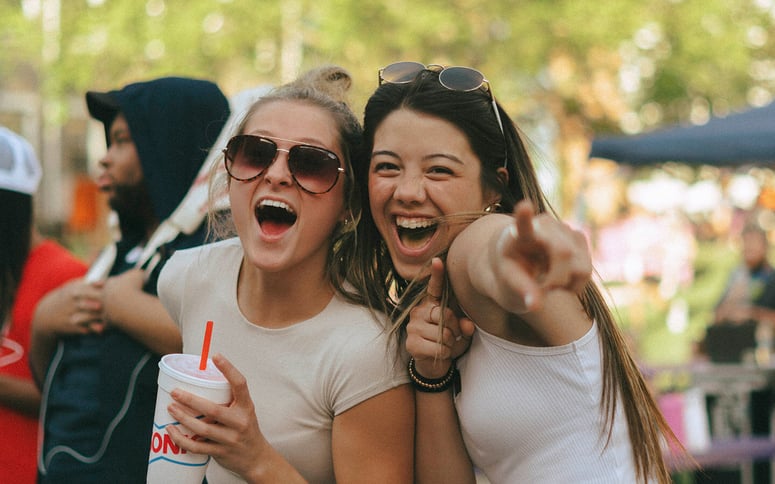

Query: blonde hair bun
<box><xmin>286</xmin><ymin>65</ymin><xmax>352</xmax><ymax>105</ymax></box>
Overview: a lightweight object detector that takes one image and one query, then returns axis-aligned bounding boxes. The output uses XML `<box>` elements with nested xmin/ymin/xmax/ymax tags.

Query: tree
<box><xmin>1</xmin><ymin>0</ymin><xmax>773</xmax><ymax>214</ymax></box>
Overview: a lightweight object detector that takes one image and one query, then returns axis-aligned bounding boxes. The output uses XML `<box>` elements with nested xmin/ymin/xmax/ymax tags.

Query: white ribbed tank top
<box><xmin>455</xmin><ymin>322</ymin><xmax>639</xmax><ymax>483</ymax></box>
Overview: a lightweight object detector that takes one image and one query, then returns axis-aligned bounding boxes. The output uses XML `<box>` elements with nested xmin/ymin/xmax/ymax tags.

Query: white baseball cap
<box><xmin>0</xmin><ymin>126</ymin><xmax>42</xmax><ymax>195</ymax></box>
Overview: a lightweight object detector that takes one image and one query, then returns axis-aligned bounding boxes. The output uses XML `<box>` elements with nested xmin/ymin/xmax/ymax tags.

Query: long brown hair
<box><xmin>353</xmin><ymin>68</ymin><xmax>686</xmax><ymax>483</ymax></box>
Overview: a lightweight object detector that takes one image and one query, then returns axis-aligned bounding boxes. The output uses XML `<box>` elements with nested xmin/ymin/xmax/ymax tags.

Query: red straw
<box><xmin>199</xmin><ymin>320</ymin><xmax>214</xmax><ymax>370</ymax></box>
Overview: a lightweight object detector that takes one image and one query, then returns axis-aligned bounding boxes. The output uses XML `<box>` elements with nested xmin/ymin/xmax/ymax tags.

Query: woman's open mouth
<box><xmin>256</xmin><ymin>199</ymin><xmax>297</xmax><ymax>236</ymax></box>
<box><xmin>396</xmin><ymin>216</ymin><xmax>437</xmax><ymax>250</ymax></box>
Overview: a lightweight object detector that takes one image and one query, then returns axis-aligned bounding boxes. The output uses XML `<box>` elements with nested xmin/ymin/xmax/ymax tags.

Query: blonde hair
<box><xmin>208</xmin><ymin>65</ymin><xmax>365</xmax><ymax>304</ymax></box>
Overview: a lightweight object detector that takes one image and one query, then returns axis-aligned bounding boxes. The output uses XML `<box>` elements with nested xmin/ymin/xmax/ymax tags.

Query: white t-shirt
<box><xmin>158</xmin><ymin>238</ymin><xmax>408</xmax><ymax>483</ymax></box>
<box><xmin>455</xmin><ymin>323</ymin><xmax>639</xmax><ymax>483</ymax></box>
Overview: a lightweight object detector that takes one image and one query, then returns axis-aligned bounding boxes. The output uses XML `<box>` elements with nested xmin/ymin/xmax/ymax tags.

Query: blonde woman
<box><xmin>157</xmin><ymin>66</ymin><xmax>413</xmax><ymax>483</ymax></box>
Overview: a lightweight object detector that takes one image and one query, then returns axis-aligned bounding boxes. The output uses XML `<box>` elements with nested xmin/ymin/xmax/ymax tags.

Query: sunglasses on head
<box><xmin>378</xmin><ymin>61</ymin><xmax>508</xmax><ymax>167</ymax></box>
<box><xmin>379</xmin><ymin>62</ymin><xmax>505</xmax><ymax>136</ymax></box>
<box><xmin>223</xmin><ymin>134</ymin><xmax>345</xmax><ymax>194</ymax></box>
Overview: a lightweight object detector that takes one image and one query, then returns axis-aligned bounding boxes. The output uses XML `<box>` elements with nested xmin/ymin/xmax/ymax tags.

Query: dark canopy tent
<box><xmin>589</xmin><ymin>102</ymin><xmax>775</xmax><ymax>166</ymax></box>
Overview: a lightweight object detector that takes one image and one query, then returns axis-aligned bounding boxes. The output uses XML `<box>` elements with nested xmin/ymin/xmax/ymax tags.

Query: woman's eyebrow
<box><xmin>371</xmin><ymin>150</ymin><xmax>464</xmax><ymax>164</ymax></box>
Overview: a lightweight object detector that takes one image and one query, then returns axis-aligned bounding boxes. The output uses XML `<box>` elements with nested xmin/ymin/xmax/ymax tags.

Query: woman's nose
<box><xmin>392</xmin><ymin>172</ymin><xmax>427</xmax><ymax>204</ymax></box>
<box><xmin>262</xmin><ymin>148</ymin><xmax>293</xmax><ymax>188</ymax></box>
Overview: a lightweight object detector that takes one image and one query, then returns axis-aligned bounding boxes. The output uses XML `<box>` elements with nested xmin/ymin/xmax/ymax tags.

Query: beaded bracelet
<box><xmin>408</xmin><ymin>357</ymin><xmax>458</xmax><ymax>393</ymax></box>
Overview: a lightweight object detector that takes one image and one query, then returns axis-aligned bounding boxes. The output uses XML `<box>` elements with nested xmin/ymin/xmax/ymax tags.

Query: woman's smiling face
<box><xmin>369</xmin><ymin>108</ymin><xmax>493</xmax><ymax>281</ymax></box>
<box><xmin>229</xmin><ymin>99</ymin><xmax>346</xmax><ymax>275</ymax></box>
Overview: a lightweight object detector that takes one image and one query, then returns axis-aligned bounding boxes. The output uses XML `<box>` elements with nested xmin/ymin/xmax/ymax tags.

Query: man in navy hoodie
<box><xmin>30</xmin><ymin>77</ymin><xmax>230</xmax><ymax>483</ymax></box>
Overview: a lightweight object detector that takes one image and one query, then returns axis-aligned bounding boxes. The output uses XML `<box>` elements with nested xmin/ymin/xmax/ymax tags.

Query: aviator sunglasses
<box><xmin>223</xmin><ymin>134</ymin><xmax>345</xmax><ymax>194</ymax></box>
<box><xmin>378</xmin><ymin>61</ymin><xmax>507</xmax><ymax>167</ymax></box>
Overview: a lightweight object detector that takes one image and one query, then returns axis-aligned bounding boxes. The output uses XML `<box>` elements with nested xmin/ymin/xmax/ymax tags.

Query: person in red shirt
<box><xmin>0</xmin><ymin>126</ymin><xmax>87</xmax><ymax>483</ymax></box>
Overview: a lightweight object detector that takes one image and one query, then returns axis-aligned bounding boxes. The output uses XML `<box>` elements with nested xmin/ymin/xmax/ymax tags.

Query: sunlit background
<box><xmin>2</xmin><ymin>0</ymin><xmax>775</xmax><ymax>369</ymax></box>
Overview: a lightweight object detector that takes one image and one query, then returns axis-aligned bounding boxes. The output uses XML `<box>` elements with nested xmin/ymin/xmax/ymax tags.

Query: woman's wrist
<box><xmin>413</xmin><ymin>357</ymin><xmax>453</xmax><ymax>379</ymax></box>
<box><xmin>408</xmin><ymin>357</ymin><xmax>458</xmax><ymax>393</ymax></box>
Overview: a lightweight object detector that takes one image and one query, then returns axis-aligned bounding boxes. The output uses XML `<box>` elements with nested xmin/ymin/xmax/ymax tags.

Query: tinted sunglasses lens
<box><xmin>288</xmin><ymin>145</ymin><xmax>341</xmax><ymax>193</ymax></box>
<box><xmin>438</xmin><ymin>66</ymin><xmax>485</xmax><ymax>92</ymax></box>
<box><xmin>226</xmin><ymin>135</ymin><xmax>276</xmax><ymax>180</ymax></box>
<box><xmin>380</xmin><ymin>61</ymin><xmax>426</xmax><ymax>84</ymax></box>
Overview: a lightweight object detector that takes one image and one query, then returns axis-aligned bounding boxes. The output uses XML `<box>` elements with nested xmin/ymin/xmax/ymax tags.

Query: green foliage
<box><xmin>2</xmin><ymin>0</ymin><xmax>772</xmax><ymax>126</ymax></box>
<box><xmin>646</xmin><ymin>0</ymin><xmax>767</xmax><ymax>112</ymax></box>
<box><xmin>0</xmin><ymin>4</ymin><xmax>42</xmax><ymax>86</ymax></box>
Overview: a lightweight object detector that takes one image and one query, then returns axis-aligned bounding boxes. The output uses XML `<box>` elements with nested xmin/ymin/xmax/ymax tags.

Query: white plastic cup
<box><xmin>147</xmin><ymin>353</ymin><xmax>231</xmax><ymax>484</ymax></box>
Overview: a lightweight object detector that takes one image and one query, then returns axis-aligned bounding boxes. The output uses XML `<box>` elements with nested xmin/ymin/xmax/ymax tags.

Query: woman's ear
<box><xmin>495</xmin><ymin>166</ymin><xmax>509</xmax><ymax>187</ymax></box>
<box><xmin>484</xmin><ymin>167</ymin><xmax>509</xmax><ymax>209</ymax></box>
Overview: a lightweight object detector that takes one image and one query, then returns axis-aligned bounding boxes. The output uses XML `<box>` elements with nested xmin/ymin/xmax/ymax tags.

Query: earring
<box><xmin>342</xmin><ymin>209</ymin><xmax>358</xmax><ymax>228</ymax></box>
<box><xmin>337</xmin><ymin>216</ymin><xmax>354</xmax><ymax>235</ymax></box>
<box><xmin>484</xmin><ymin>203</ymin><xmax>502</xmax><ymax>213</ymax></box>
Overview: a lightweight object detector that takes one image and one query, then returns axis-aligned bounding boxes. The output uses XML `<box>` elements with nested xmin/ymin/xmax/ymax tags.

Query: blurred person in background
<box><xmin>29</xmin><ymin>77</ymin><xmax>229</xmax><ymax>483</ymax></box>
<box><xmin>713</xmin><ymin>222</ymin><xmax>773</xmax><ymax>325</ymax></box>
<box><xmin>702</xmin><ymin>219</ymin><xmax>775</xmax><ymax>481</ymax></box>
<box><xmin>0</xmin><ymin>126</ymin><xmax>88</xmax><ymax>483</ymax></box>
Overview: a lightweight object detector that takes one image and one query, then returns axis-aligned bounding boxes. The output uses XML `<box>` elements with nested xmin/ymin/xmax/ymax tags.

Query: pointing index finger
<box><xmin>425</xmin><ymin>257</ymin><xmax>445</xmax><ymax>302</ymax></box>
<box><xmin>513</xmin><ymin>200</ymin><xmax>538</xmax><ymax>244</ymax></box>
